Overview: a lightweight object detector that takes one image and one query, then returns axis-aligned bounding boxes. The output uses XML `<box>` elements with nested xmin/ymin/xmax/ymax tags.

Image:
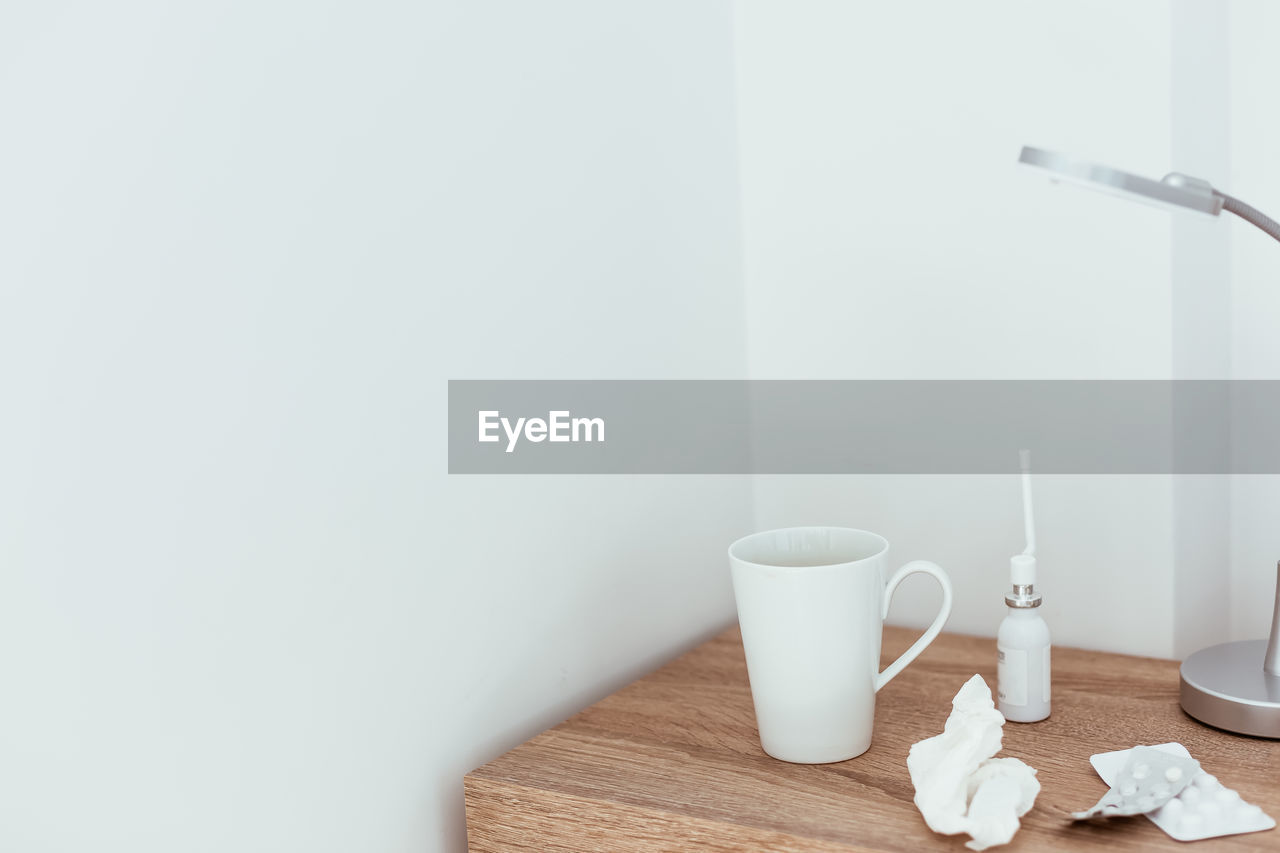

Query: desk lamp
<box><xmin>1019</xmin><ymin>145</ymin><xmax>1280</xmax><ymax>737</ymax></box>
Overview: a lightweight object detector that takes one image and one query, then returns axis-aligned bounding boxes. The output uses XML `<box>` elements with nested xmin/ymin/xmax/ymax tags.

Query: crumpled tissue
<box><xmin>906</xmin><ymin>674</ymin><xmax>1040</xmax><ymax>851</ymax></box>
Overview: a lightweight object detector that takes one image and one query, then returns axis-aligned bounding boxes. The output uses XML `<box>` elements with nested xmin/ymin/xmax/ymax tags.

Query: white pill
<box><xmin>1164</xmin><ymin>766</ymin><xmax>1183</xmax><ymax>782</ymax></box>
<box><xmin>1181</xmin><ymin>787</ymin><xmax>1202</xmax><ymax>803</ymax></box>
<box><xmin>1153</xmin><ymin>783</ymin><xmax>1170</xmax><ymax>798</ymax></box>
<box><xmin>1156</xmin><ymin>798</ymin><xmax>1184</xmax><ymax>820</ymax></box>
<box><xmin>1196</xmin><ymin>774</ymin><xmax>1220</xmax><ymax>790</ymax></box>
<box><xmin>1132</xmin><ymin>764</ymin><xmax>1151</xmax><ymax>779</ymax></box>
<box><xmin>1120</xmin><ymin>782</ymin><xmax>1137</xmax><ymax>796</ymax></box>
<box><xmin>1137</xmin><ymin>795</ymin><xmax>1156</xmax><ymax>812</ymax></box>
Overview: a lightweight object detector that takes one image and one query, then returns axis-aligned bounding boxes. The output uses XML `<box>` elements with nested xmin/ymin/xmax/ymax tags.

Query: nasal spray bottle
<box><xmin>997</xmin><ymin>450</ymin><xmax>1051</xmax><ymax>722</ymax></box>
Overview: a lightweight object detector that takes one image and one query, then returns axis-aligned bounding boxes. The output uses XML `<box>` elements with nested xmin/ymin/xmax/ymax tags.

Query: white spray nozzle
<box><xmin>1011</xmin><ymin>554</ymin><xmax>1037</xmax><ymax>586</ymax></box>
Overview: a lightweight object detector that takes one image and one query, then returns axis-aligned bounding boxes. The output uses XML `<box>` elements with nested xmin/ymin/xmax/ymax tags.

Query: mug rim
<box><xmin>727</xmin><ymin>526</ymin><xmax>889</xmax><ymax>570</ymax></box>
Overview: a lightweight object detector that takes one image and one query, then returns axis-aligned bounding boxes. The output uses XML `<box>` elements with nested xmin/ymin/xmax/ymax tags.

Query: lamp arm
<box><xmin>1216</xmin><ymin>192</ymin><xmax>1280</xmax><ymax>243</ymax></box>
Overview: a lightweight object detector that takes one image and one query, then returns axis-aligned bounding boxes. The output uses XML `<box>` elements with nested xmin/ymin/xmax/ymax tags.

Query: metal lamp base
<box><xmin>1180</xmin><ymin>640</ymin><xmax>1280</xmax><ymax>738</ymax></box>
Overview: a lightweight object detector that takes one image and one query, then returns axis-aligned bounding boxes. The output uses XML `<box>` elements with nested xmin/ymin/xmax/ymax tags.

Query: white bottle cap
<box><xmin>1011</xmin><ymin>554</ymin><xmax>1037</xmax><ymax>586</ymax></box>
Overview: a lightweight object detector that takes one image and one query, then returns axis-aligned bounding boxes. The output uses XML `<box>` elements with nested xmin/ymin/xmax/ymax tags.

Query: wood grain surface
<box><xmin>465</xmin><ymin>627</ymin><xmax>1280</xmax><ymax>851</ymax></box>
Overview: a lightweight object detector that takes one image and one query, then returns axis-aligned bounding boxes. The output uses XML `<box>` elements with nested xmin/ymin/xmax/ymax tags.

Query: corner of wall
<box><xmin>1170</xmin><ymin>0</ymin><xmax>1232</xmax><ymax>657</ymax></box>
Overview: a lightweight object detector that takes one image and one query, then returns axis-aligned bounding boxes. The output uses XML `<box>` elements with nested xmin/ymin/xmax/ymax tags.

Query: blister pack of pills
<box><xmin>1070</xmin><ymin>746</ymin><xmax>1198</xmax><ymax>820</ymax></box>
<box><xmin>1086</xmin><ymin>743</ymin><xmax>1275</xmax><ymax>842</ymax></box>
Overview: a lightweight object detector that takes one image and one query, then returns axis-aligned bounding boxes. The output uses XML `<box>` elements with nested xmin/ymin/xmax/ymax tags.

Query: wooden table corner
<box><xmin>466</xmin><ymin>626</ymin><xmax>1280</xmax><ymax>851</ymax></box>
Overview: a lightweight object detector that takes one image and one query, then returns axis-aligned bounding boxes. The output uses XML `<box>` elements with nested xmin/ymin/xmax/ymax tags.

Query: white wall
<box><xmin>737</xmin><ymin>0</ymin><xmax>1280</xmax><ymax>659</ymax></box>
<box><xmin>1169</xmin><ymin>0</ymin><xmax>1232</xmax><ymax>658</ymax></box>
<box><xmin>735</xmin><ymin>0</ymin><xmax>1180</xmax><ymax>655</ymax></box>
<box><xmin>1228</xmin><ymin>0</ymin><xmax>1280</xmax><ymax>641</ymax></box>
<box><xmin>0</xmin><ymin>2</ymin><xmax>750</xmax><ymax>852</ymax></box>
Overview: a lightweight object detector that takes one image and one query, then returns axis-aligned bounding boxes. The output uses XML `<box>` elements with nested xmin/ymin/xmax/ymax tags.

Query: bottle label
<box><xmin>998</xmin><ymin>645</ymin><xmax>1027</xmax><ymax>706</ymax></box>
<box><xmin>1043</xmin><ymin>645</ymin><xmax>1052</xmax><ymax>703</ymax></box>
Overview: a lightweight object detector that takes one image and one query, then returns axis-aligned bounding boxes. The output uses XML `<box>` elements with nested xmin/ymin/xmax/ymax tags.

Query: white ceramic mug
<box><xmin>728</xmin><ymin>527</ymin><xmax>953</xmax><ymax>764</ymax></box>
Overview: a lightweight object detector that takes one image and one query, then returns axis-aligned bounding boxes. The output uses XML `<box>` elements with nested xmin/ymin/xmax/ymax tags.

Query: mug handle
<box><xmin>874</xmin><ymin>560</ymin><xmax>954</xmax><ymax>692</ymax></box>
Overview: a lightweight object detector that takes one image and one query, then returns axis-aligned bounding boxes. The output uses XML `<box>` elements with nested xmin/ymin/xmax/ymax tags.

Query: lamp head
<box><xmin>1018</xmin><ymin>146</ymin><xmax>1223</xmax><ymax>216</ymax></box>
